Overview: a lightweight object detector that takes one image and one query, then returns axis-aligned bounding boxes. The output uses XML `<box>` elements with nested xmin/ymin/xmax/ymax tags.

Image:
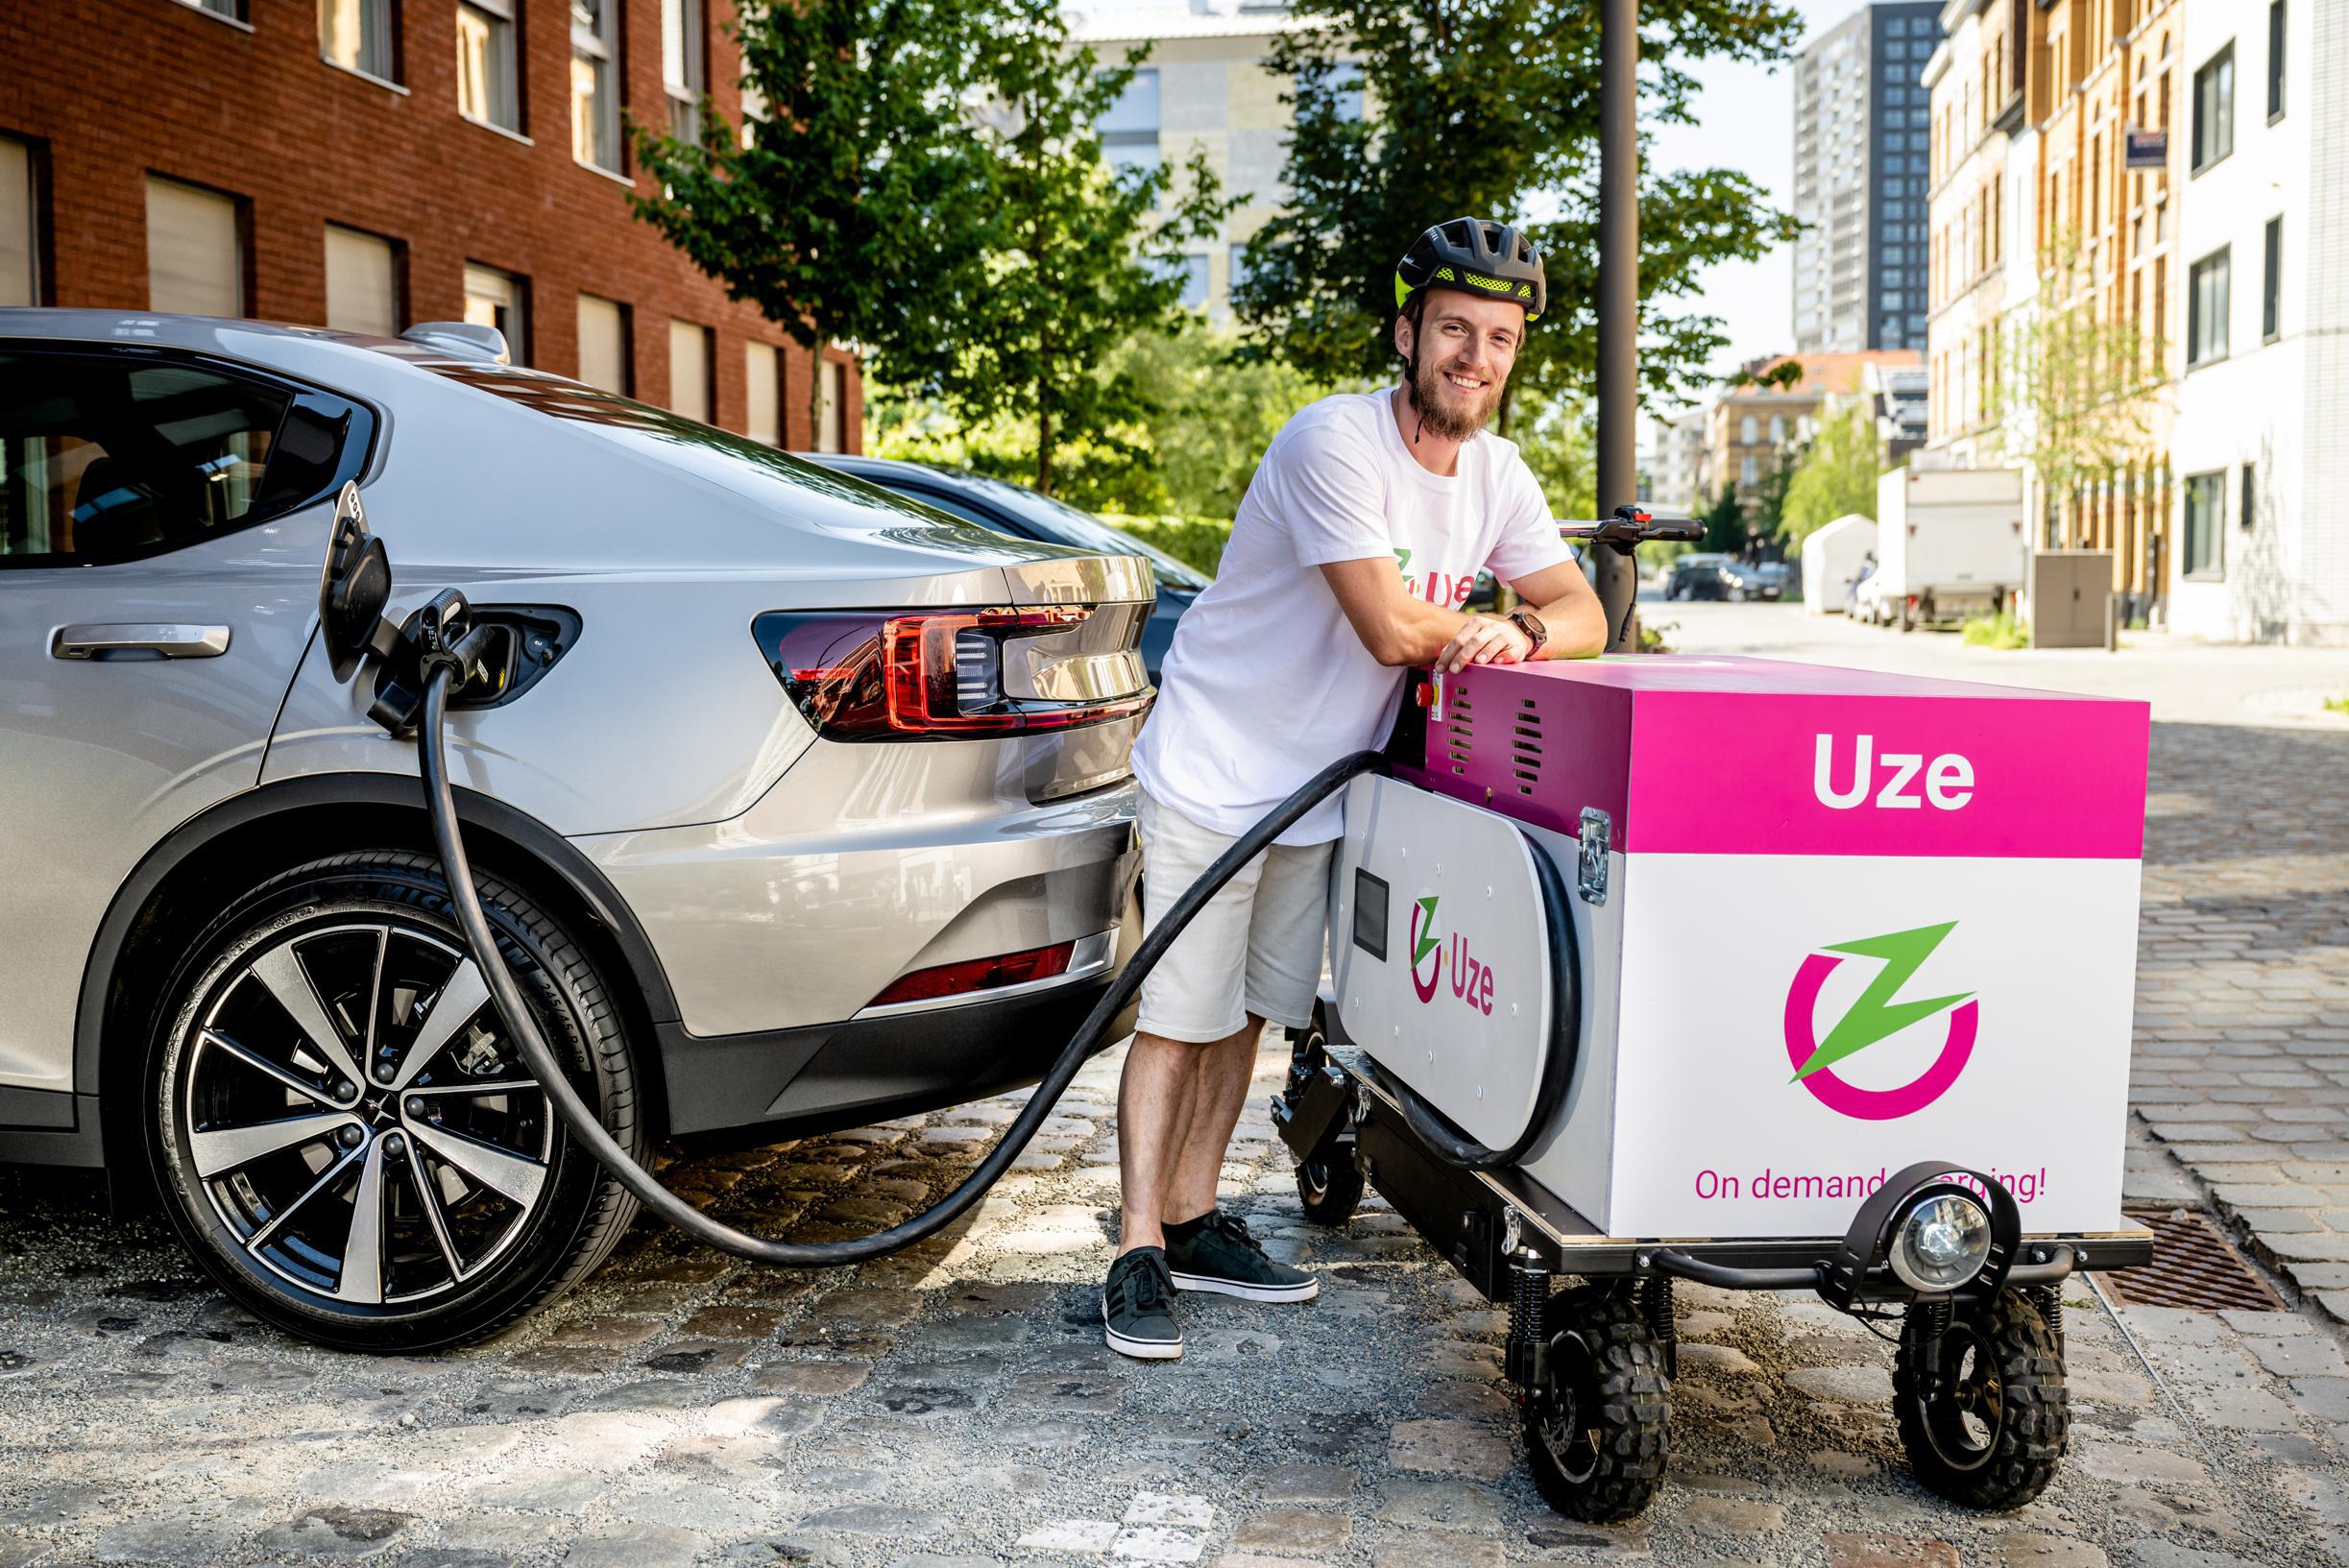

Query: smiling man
<box><xmin>1104</xmin><ymin>218</ymin><xmax>1608</xmax><ymax>1361</ymax></box>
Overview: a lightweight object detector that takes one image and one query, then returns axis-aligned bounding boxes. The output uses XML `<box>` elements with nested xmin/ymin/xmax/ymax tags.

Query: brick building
<box><xmin>1705</xmin><ymin>349</ymin><xmax>1921</xmax><ymax>513</ymax></box>
<box><xmin>0</xmin><ymin>0</ymin><xmax>859</xmax><ymax>452</ymax></box>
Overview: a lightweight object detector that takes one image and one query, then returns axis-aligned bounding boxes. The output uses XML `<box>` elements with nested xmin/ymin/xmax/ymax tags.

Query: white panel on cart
<box><xmin>1527</xmin><ymin>852</ymin><xmax>2141</xmax><ymax>1240</ymax></box>
<box><xmin>1329</xmin><ymin>775</ymin><xmax>1559</xmax><ymax>1152</ymax></box>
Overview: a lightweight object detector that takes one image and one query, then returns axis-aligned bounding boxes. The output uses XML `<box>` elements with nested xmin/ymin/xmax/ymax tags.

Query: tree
<box><xmin>899</xmin><ymin>5</ymin><xmax>1238</xmax><ymax>493</ymax></box>
<box><xmin>631</xmin><ymin>0</ymin><xmax>992</xmax><ymax>442</ymax></box>
<box><xmin>1993</xmin><ymin>229</ymin><xmax>2160</xmax><ymax>540</ymax></box>
<box><xmin>1779</xmin><ymin>398</ymin><xmax>1885</xmax><ymax>543</ymax></box>
<box><xmin>1700</xmin><ymin>484</ymin><xmax>1748</xmax><ymax>556</ymax></box>
<box><xmin>1231</xmin><ymin>0</ymin><xmax>1804</xmax><ymax>428</ymax></box>
<box><xmin>1745</xmin><ymin>449</ymin><xmax>1795</xmax><ymax>548</ymax></box>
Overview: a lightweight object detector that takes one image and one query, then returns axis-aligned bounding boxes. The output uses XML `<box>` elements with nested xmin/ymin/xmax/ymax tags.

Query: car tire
<box><xmin>147</xmin><ymin>852</ymin><xmax>643</xmax><ymax>1352</ymax></box>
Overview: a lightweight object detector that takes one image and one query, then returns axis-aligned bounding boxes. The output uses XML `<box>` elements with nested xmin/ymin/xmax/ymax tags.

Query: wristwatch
<box><xmin>1506</xmin><ymin>607</ymin><xmax>1549</xmax><ymax>658</ymax></box>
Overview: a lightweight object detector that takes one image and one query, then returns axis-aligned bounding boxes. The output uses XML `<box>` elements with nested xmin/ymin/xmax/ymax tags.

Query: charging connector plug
<box><xmin>368</xmin><ymin>590</ymin><xmax>509</xmax><ymax>736</ymax></box>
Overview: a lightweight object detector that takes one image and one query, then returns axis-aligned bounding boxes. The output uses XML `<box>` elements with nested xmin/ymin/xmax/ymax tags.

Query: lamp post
<box><xmin>1594</xmin><ymin>0</ymin><xmax>1640</xmax><ymax>652</ymax></box>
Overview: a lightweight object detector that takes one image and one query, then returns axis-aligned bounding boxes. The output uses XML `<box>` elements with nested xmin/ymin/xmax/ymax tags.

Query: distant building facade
<box><xmin>0</xmin><ymin>0</ymin><xmax>858</xmax><ymax>451</ymax></box>
<box><xmin>2168</xmin><ymin>0</ymin><xmax>2348</xmax><ymax>643</ymax></box>
<box><xmin>1068</xmin><ymin>0</ymin><xmax>1322</xmax><ymax>319</ymax></box>
<box><xmin>1707</xmin><ymin>350</ymin><xmax>1922</xmax><ymax>512</ymax></box>
<box><xmin>1791</xmin><ymin>1</ymin><xmax>1944</xmax><ymax>354</ymax></box>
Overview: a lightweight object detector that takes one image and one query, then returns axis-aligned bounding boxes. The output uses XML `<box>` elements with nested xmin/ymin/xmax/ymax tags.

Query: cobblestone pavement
<box><xmin>7</xmin><ymin>604</ymin><xmax>2349</xmax><ymax>1566</ymax></box>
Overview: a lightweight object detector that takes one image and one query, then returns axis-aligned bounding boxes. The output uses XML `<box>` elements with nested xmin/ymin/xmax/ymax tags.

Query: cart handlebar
<box><xmin>1642</xmin><ymin>1242</ymin><xmax>2079</xmax><ymax>1294</ymax></box>
<box><xmin>1560</xmin><ymin>504</ymin><xmax>1705</xmax><ymax>556</ymax></box>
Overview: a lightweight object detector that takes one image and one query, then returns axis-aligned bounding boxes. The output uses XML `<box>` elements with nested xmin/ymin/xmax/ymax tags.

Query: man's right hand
<box><xmin>1435</xmin><ymin>614</ymin><xmax>1533</xmax><ymax>673</ymax></box>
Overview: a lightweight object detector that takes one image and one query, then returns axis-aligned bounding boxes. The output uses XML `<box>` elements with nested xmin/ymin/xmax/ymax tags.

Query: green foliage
<box><xmin>1096</xmin><ymin>513</ymin><xmax>1235</xmax><ymax>577</ymax></box>
<box><xmin>1993</xmin><ymin>229</ymin><xmax>2160</xmax><ymax>533</ymax></box>
<box><xmin>633</xmin><ymin>0</ymin><xmax>1236</xmax><ymax>494</ymax></box>
<box><xmin>1508</xmin><ymin>385</ymin><xmax>1598</xmax><ymax>523</ymax></box>
<box><xmin>1699</xmin><ymin>484</ymin><xmax>1748</xmax><ymax>556</ymax></box>
<box><xmin>2325</xmin><ymin>693</ymin><xmax>2349</xmax><ymax>716</ymax></box>
<box><xmin>1231</xmin><ymin>0</ymin><xmax>1804</xmax><ymax>412</ymax></box>
<box><xmin>1961</xmin><ymin>611</ymin><xmax>2030</xmax><ymax>649</ymax></box>
<box><xmin>1108</xmin><ymin>330</ymin><xmax>1342</xmax><ymax>519</ymax></box>
<box><xmin>630</xmin><ymin>0</ymin><xmax>990</xmax><ymax>437</ymax></box>
<box><xmin>1746</xmin><ymin>453</ymin><xmax>1794</xmax><ymax>543</ymax></box>
<box><xmin>1636</xmin><ymin>617</ymin><xmax>1676</xmax><ymax>653</ymax></box>
<box><xmin>1780</xmin><ymin>400</ymin><xmax>1886</xmax><ymax>543</ymax></box>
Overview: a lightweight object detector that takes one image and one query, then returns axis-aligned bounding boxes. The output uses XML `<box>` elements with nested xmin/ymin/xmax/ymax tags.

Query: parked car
<box><xmin>0</xmin><ymin>311</ymin><xmax>1149</xmax><ymax>1349</ymax></box>
<box><xmin>1662</xmin><ymin>552</ymin><xmax>1732</xmax><ymax>600</ymax></box>
<box><xmin>1751</xmin><ymin>560</ymin><xmax>1796</xmax><ymax>598</ymax></box>
<box><xmin>806</xmin><ymin>454</ymin><xmax>1202</xmax><ymax>682</ymax></box>
<box><xmin>1717</xmin><ymin>562</ymin><xmax>1782</xmax><ymax>602</ymax></box>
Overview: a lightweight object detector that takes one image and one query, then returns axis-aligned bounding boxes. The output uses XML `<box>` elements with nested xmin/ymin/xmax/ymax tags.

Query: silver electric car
<box><xmin>0</xmin><ymin>311</ymin><xmax>1148</xmax><ymax>1349</ymax></box>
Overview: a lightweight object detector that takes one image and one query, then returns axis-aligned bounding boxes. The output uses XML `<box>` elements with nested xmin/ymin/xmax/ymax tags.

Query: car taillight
<box><xmin>866</xmin><ymin>940</ymin><xmax>1077</xmax><ymax>1008</ymax></box>
<box><xmin>755</xmin><ymin>607</ymin><xmax>1151</xmax><ymax>740</ymax></box>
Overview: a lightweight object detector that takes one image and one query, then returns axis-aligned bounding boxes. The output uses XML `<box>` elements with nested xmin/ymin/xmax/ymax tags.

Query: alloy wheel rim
<box><xmin>179</xmin><ymin>919</ymin><xmax>556</xmax><ymax>1308</ymax></box>
<box><xmin>1535</xmin><ymin>1329</ymin><xmax>1604</xmax><ymax>1484</ymax></box>
<box><xmin>1919</xmin><ymin>1321</ymin><xmax>2003</xmax><ymax>1470</ymax></box>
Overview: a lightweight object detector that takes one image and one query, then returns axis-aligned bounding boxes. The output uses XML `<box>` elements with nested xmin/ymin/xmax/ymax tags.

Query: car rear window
<box><xmin>0</xmin><ymin>349</ymin><xmax>367</xmax><ymax>567</ymax></box>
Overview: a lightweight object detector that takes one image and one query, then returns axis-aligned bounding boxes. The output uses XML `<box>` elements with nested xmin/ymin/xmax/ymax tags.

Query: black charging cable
<box><xmin>419</xmin><ymin>657</ymin><xmax>1388</xmax><ymax>1267</ymax></box>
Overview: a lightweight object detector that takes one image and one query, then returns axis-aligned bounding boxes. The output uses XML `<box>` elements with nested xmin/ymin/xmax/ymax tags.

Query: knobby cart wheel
<box><xmin>1893</xmin><ymin>1288</ymin><xmax>2069</xmax><ymax>1509</ymax></box>
<box><xmin>1524</xmin><ymin>1286</ymin><xmax>1672</xmax><ymax>1523</ymax></box>
<box><xmin>1286</xmin><ymin>1017</ymin><xmax>1364</xmax><ymax>1227</ymax></box>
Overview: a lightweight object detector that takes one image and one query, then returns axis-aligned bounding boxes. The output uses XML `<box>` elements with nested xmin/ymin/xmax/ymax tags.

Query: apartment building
<box><xmin>1790</xmin><ymin>2</ymin><xmax>1945</xmax><ymax>354</ymax></box>
<box><xmin>1647</xmin><ymin>407</ymin><xmax>1711</xmax><ymax>517</ymax></box>
<box><xmin>1068</xmin><ymin>0</ymin><xmax>1321</xmax><ymax>318</ymax></box>
<box><xmin>1706</xmin><ymin>350</ymin><xmax>1921</xmax><ymax>511</ymax></box>
<box><xmin>1922</xmin><ymin>0</ymin><xmax>2030</xmax><ymax>468</ymax></box>
<box><xmin>2168</xmin><ymin>0</ymin><xmax>2346</xmax><ymax>643</ymax></box>
<box><xmin>0</xmin><ymin>0</ymin><xmax>858</xmax><ymax>451</ymax></box>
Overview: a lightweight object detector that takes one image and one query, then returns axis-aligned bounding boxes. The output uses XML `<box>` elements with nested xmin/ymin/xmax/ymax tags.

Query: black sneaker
<box><xmin>1165</xmin><ymin>1209</ymin><xmax>1320</xmax><ymax>1303</ymax></box>
<box><xmin>1103</xmin><ymin>1246</ymin><xmax>1183</xmax><ymax>1361</ymax></box>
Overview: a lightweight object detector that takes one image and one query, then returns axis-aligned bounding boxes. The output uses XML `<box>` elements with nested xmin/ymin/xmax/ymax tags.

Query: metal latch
<box><xmin>1577</xmin><ymin>808</ymin><xmax>1610</xmax><ymax>905</ymax></box>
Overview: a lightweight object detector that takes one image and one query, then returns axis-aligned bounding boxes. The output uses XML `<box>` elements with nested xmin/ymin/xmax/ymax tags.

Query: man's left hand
<box><xmin>1435</xmin><ymin>614</ymin><xmax>1533</xmax><ymax>673</ymax></box>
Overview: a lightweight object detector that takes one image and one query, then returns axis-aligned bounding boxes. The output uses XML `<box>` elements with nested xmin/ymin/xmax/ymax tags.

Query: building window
<box><xmin>324</xmin><ymin>224</ymin><xmax>400</xmax><ymax>335</ymax></box>
<box><xmin>576</xmin><ymin>294</ymin><xmax>631</xmax><ymax>395</ymax></box>
<box><xmin>457</xmin><ymin>0</ymin><xmax>521</xmax><ymax>133</ymax></box>
<box><xmin>1228</xmin><ymin>242</ymin><xmax>1252</xmax><ymax>299</ymax></box>
<box><xmin>572</xmin><ymin>0</ymin><xmax>621</xmax><ymax>173</ymax></box>
<box><xmin>744</xmin><ymin>341</ymin><xmax>780</xmax><ymax>445</ymax></box>
<box><xmin>1331</xmin><ymin>62</ymin><xmax>1366</xmax><ymax>123</ymax></box>
<box><xmin>1177</xmin><ymin>253</ymin><xmax>1209</xmax><ymax>309</ymax></box>
<box><xmin>2192</xmin><ymin>45</ymin><xmax>2233</xmax><ymax>173</ymax></box>
<box><xmin>320</xmin><ymin>0</ymin><xmax>398</xmax><ymax>83</ymax></box>
<box><xmin>2182</xmin><ymin>471</ymin><xmax>2224</xmax><ymax>578</ymax></box>
<box><xmin>2267</xmin><ymin>1</ymin><xmax>2286</xmax><ymax>121</ymax></box>
<box><xmin>0</xmin><ymin>135</ymin><xmax>37</xmax><ymax>308</ymax></box>
<box><xmin>2263</xmin><ymin>217</ymin><xmax>2282</xmax><ymax>342</ymax></box>
<box><xmin>1097</xmin><ymin>69</ymin><xmax>1160</xmax><ymax>174</ymax></box>
<box><xmin>145</xmin><ymin>177</ymin><xmax>244</xmax><ymax>317</ymax></box>
<box><xmin>668</xmin><ymin>319</ymin><xmax>713</xmax><ymax>422</ymax></box>
<box><xmin>1740</xmin><ymin>414</ymin><xmax>1758</xmax><ymax>445</ymax></box>
<box><xmin>2240</xmin><ymin>461</ymin><xmax>2256</xmax><ymax>532</ymax></box>
<box><xmin>1769</xmin><ymin>414</ymin><xmax>1786</xmax><ymax>445</ymax></box>
<box><xmin>1740</xmin><ymin>454</ymin><xmax>1758</xmax><ymax>487</ymax></box>
<box><xmin>663</xmin><ymin>0</ymin><xmax>704</xmax><ymax>142</ymax></box>
<box><xmin>2188</xmin><ymin>247</ymin><xmax>2230</xmax><ymax>367</ymax></box>
<box><xmin>463</xmin><ymin>262</ymin><xmax>527</xmax><ymax>361</ymax></box>
<box><xmin>176</xmin><ymin>0</ymin><xmax>248</xmax><ymax>19</ymax></box>
<box><xmin>819</xmin><ymin>358</ymin><xmax>845</xmax><ymax>452</ymax></box>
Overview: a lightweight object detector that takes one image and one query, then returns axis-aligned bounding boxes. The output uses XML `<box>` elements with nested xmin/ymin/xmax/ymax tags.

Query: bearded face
<box><xmin>1397</xmin><ymin>290</ymin><xmax>1525</xmax><ymax>441</ymax></box>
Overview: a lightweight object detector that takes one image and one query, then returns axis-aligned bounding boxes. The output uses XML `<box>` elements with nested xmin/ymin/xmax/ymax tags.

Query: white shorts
<box><xmin>1135</xmin><ymin>787</ymin><xmax>1334</xmax><ymax>1045</ymax></box>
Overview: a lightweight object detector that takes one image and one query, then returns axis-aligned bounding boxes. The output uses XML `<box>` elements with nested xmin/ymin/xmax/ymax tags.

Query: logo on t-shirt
<box><xmin>1394</xmin><ymin>546</ymin><xmax>1475</xmax><ymax>608</ymax></box>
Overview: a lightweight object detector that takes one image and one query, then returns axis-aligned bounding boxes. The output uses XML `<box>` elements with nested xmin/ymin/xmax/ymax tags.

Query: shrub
<box><xmin>1099</xmin><ymin>513</ymin><xmax>1234</xmax><ymax>578</ymax></box>
<box><xmin>1961</xmin><ymin>611</ymin><xmax>2030</xmax><ymax>649</ymax></box>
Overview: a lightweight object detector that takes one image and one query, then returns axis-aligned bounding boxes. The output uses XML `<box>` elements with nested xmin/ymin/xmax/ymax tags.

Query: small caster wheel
<box><xmin>1295</xmin><ymin>1146</ymin><xmax>1364</xmax><ymax>1226</ymax></box>
<box><xmin>1893</xmin><ymin>1288</ymin><xmax>2069</xmax><ymax>1509</ymax></box>
<box><xmin>1524</xmin><ymin>1287</ymin><xmax>1671</xmax><ymax>1523</ymax></box>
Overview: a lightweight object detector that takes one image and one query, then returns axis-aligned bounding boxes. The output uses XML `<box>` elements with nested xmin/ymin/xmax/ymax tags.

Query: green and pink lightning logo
<box><xmin>1783</xmin><ymin>922</ymin><xmax>1978</xmax><ymax>1121</ymax></box>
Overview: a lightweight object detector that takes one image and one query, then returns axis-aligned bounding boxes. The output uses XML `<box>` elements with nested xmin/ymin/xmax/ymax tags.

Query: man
<box><xmin>1104</xmin><ymin>218</ymin><xmax>1608</xmax><ymax>1360</ymax></box>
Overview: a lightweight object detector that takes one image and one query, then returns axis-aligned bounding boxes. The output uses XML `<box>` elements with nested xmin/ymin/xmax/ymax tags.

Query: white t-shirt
<box><xmin>1129</xmin><ymin>388</ymin><xmax>1575</xmax><ymax>845</ymax></box>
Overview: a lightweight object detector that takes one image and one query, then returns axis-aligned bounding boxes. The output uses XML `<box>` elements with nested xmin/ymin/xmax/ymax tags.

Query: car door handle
<box><xmin>49</xmin><ymin>623</ymin><xmax>232</xmax><ymax>660</ymax></box>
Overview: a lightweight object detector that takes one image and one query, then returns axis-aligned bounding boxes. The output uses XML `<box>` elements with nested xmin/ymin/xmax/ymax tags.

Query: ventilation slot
<box><xmin>1510</xmin><ymin>699</ymin><xmax>1543</xmax><ymax>796</ymax></box>
<box><xmin>1445</xmin><ymin>697</ymin><xmax>1475</xmax><ymax>777</ymax></box>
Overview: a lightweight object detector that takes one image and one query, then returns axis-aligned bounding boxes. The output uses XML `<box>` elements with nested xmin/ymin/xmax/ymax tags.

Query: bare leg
<box><xmin>1162</xmin><ymin>1014</ymin><xmax>1265</xmax><ymax>1227</ymax></box>
<box><xmin>1117</xmin><ymin>1028</ymin><xmax>1206</xmax><ymax>1257</ymax></box>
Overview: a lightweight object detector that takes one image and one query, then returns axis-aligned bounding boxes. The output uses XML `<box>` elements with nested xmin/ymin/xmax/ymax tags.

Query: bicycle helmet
<box><xmin>1393</xmin><ymin>218</ymin><xmax>1546</xmax><ymax>324</ymax></box>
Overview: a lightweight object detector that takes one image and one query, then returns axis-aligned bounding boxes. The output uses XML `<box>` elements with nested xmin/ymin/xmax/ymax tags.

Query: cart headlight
<box><xmin>1889</xmin><ymin>1193</ymin><xmax>1993</xmax><ymax>1292</ymax></box>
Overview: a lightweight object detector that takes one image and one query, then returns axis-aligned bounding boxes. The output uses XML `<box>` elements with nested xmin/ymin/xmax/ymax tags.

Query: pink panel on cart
<box><xmin>1395</xmin><ymin>656</ymin><xmax>2148</xmax><ymax>860</ymax></box>
<box><xmin>1629</xmin><ymin>690</ymin><xmax>2148</xmax><ymax>858</ymax></box>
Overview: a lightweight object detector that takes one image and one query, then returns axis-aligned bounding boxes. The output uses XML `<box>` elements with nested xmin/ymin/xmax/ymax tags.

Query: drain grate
<box><xmin>2103</xmin><ymin>1205</ymin><xmax>2286</xmax><ymax>1312</ymax></box>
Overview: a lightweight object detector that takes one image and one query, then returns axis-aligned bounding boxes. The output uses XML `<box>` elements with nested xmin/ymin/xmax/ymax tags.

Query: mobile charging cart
<box><xmin>1272</xmin><ymin>653</ymin><xmax>2156</xmax><ymax>1521</ymax></box>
